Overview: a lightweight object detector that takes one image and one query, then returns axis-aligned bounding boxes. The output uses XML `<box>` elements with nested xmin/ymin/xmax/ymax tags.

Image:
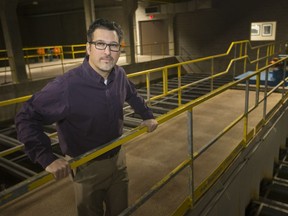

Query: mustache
<box><xmin>100</xmin><ymin>56</ymin><xmax>114</xmax><ymax>61</ymax></box>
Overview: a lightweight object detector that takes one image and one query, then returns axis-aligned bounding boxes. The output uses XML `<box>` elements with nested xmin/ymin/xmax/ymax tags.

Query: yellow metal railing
<box><xmin>0</xmin><ymin>40</ymin><xmax>288</xmax><ymax>215</ymax></box>
<box><xmin>0</xmin><ymin>42</ymin><xmax>175</xmax><ymax>84</ymax></box>
<box><xmin>0</xmin><ymin>49</ymin><xmax>11</xmax><ymax>84</ymax></box>
<box><xmin>62</xmin><ymin>44</ymin><xmax>86</xmax><ymax>59</ymax></box>
<box><xmin>0</xmin><ymin>49</ymin><xmax>8</xmax><ymax>61</ymax></box>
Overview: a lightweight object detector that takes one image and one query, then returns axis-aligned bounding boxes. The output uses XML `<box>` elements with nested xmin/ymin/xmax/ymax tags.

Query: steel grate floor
<box><xmin>0</xmin><ymin>72</ymin><xmax>234</xmax><ymax>206</ymax></box>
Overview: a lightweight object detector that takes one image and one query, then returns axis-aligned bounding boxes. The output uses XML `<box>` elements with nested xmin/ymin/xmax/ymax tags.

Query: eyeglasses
<box><xmin>88</xmin><ymin>41</ymin><xmax>121</xmax><ymax>52</ymax></box>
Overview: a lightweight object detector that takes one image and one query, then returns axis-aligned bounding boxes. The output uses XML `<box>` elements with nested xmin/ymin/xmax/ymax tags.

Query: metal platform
<box><xmin>0</xmin><ymin>71</ymin><xmax>236</xmax><ymax>215</ymax></box>
<box><xmin>1</xmin><ymin>56</ymin><xmax>288</xmax><ymax>215</ymax></box>
<box><xmin>234</xmin><ymin>69</ymin><xmax>288</xmax><ymax>87</ymax></box>
<box><xmin>0</xmin><ymin>87</ymin><xmax>285</xmax><ymax>216</ymax></box>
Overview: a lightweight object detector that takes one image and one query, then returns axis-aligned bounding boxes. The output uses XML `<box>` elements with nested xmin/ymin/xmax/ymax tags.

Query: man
<box><xmin>15</xmin><ymin>18</ymin><xmax>158</xmax><ymax>216</ymax></box>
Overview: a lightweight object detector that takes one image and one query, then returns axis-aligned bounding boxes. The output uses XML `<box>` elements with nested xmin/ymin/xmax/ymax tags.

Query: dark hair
<box><xmin>87</xmin><ymin>18</ymin><xmax>123</xmax><ymax>43</ymax></box>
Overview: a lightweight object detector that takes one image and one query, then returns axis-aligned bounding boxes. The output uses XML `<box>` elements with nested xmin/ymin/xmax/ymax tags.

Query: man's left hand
<box><xmin>141</xmin><ymin>119</ymin><xmax>158</xmax><ymax>132</ymax></box>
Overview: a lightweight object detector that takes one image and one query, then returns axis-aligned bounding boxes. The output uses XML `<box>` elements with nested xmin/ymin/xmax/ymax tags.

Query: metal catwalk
<box><xmin>0</xmin><ymin>66</ymin><xmax>236</xmax><ymax>215</ymax></box>
<box><xmin>1</xmin><ymin>84</ymin><xmax>286</xmax><ymax>216</ymax></box>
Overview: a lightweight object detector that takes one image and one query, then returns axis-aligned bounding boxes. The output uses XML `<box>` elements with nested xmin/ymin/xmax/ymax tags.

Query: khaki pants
<box><xmin>72</xmin><ymin>149</ymin><xmax>128</xmax><ymax>216</ymax></box>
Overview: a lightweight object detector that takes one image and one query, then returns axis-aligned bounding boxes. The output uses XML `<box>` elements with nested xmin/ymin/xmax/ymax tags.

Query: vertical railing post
<box><xmin>72</xmin><ymin>45</ymin><xmax>75</xmax><ymax>59</ymax></box>
<box><xmin>239</xmin><ymin>42</ymin><xmax>243</xmax><ymax>57</ymax></box>
<box><xmin>263</xmin><ymin>69</ymin><xmax>268</xmax><ymax>120</ymax></box>
<box><xmin>255</xmin><ymin>47</ymin><xmax>260</xmax><ymax>105</ymax></box>
<box><xmin>210</xmin><ymin>58</ymin><xmax>214</xmax><ymax>92</ymax></box>
<box><xmin>243</xmin><ymin>42</ymin><xmax>248</xmax><ymax>74</ymax></box>
<box><xmin>163</xmin><ymin>68</ymin><xmax>168</xmax><ymax>95</ymax></box>
<box><xmin>243</xmin><ymin>79</ymin><xmax>250</xmax><ymax>144</ymax></box>
<box><xmin>177</xmin><ymin>65</ymin><xmax>182</xmax><ymax>107</ymax></box>
<box><xmin>233</xmin><ymin>44</ymin><xmax>237</xmax><ymax>79</ymax></box>
<box><xmin>266</xmin><ymin>45</ymin><xmax>270</xmax><ymax>65</ymax></box>
<box><xmin>146</xmin><ymin>72</ymin><xmax>151</xmax><ymax>105</ymax></box>
<box><xmin>60</xmin><ymin>46</ymin><xmax>65</xmax><ymax>74</ymax></box>
<box><xmin>282</xmin><ymin>59</ymin><xmax>287</xmax><ymax>98</ymax></box>
<box><xmin>271</xmin><ymin>44</ymin><xmax>275</xmax><ymax>56</ymax></box>
<box><xmin>187</xmin><ymin>108</ymin><xmax>194</xmax><ymax>206</ymax></box>
<box><xmin>262</xmin><ymin>46</ymin><xmax>272</xmax><ymax>121</ymax></box>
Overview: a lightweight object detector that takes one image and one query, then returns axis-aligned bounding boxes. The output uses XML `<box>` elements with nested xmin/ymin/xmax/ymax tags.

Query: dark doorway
<box><xmin>139</xmin><ymin>19</ymin><xmax>169</xmax><ymax>55</ymax></box>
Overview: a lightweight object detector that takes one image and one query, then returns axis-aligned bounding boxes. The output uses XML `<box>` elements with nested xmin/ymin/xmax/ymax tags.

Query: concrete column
<box><xmin>83</xmin><ymin>0</ymin><xmax>95</xmax><ymax>31</ymax></box>
<box><xmin>0</xmin><ymin>0</ymin><xmax>28</xmax><ymax>83</ymax></box>
<box><xmin>122</xmin><ymin>0</ymin><xmax>137</xmax><ymax>64</ymax></box>
<box><xmin>168</xmin><ymin>14</ymin><xmax>175</xmax><ymax>56</ymax></box>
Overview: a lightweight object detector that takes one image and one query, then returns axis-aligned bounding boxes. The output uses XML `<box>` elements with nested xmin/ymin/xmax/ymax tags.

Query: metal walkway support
<box><xmin>246</xmin><ymin>144</ymin><xmax>288</xmax><ymax>216</ymax></box>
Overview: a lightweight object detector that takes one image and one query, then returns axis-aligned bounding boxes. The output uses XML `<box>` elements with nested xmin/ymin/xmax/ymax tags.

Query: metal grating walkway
<box><xmin>0</xmin><ymin>72</ymin><xmax>234</xmax><ymax>205</ymax></box>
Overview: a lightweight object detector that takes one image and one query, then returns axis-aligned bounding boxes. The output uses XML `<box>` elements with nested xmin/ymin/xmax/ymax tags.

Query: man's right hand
<box><xmin>45</xmin><ymin>158</ymin><xmax>71</xmax><ymax>180</ymax></box>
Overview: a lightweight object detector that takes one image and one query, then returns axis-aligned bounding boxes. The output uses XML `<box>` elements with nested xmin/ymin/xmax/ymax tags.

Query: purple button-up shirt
<box><xmin>15</xmin><ymin>57</ymin><xmax>154</xmax><ymax>168</ymax></box>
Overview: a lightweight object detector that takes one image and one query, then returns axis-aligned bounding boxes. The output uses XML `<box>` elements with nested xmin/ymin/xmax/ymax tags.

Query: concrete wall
<box><xmin>175</xmin><ymin>0</ymin><xmax>288</xmax><ymax>57</ymax></box>
<box><xmin>0</xmin><ymin>1</ymin><xmax>125</xmax><ymax>48</ymax></box>
<box><xmin>188</xmin><ymin>103</ymin><xmax>288</xmax><ymax>216</ymax></box>
<box><xmin>174</xmin><ymin>0</ymin><xmax>288</xmax><ymax>73</ymax></box>
<box><xmin>1</xmin><ymin>0</ymin><xmax>288</xmax><ymax>56</ymax></box>
<box><xmin>1</xmin><ymin>0</ymin><xmax>287</xmax><ymax>77</ymax></box>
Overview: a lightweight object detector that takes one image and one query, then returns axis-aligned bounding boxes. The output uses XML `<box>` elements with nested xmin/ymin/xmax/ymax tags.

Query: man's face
<box><xmin>86</xmin><ymin>28</ymin><xmax>121</xmax><ymax>77</ymax></box>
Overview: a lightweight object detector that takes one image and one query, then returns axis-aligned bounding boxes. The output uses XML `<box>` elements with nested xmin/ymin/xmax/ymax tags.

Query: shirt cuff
<box><xmin>38</xmin><ymin>154</ymin><xmax>59</xmax><ymax>169</ymax></box>
<box><xmin>141</xmin><ymin>110</ymin><xmax>155</xmax><ymax>120</ymax></box>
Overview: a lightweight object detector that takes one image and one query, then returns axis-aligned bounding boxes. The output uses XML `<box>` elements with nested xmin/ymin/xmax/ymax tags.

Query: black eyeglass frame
<box><xmin>88</xmin><ymin>41</ymin><xmax>121</xmax><ymax>52</ymax></box>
